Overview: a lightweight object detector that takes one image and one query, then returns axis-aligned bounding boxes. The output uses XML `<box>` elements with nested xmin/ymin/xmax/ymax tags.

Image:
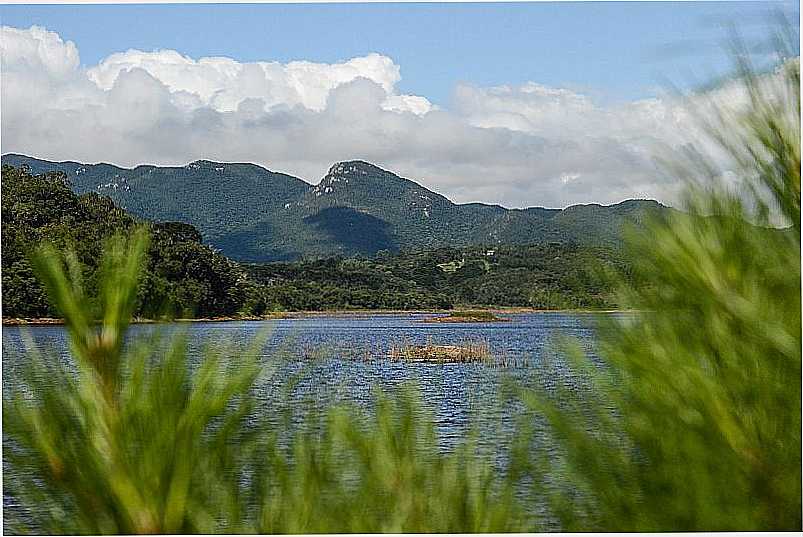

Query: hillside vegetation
<box><xmin>1</xmin><ymin>165</ymin><xmax>248</xmax><ymax>318</ymax></box>
<box><xmin>2</xmin><ymin>164</ymin><xmax>628</xmax><ymax>317</ymax></box>
<box><xmin>2</xmin><ymin>155</ymin><xmax>669</xmax><ymax>261</ymax></box>
<box><xmin>244</xmin><ymin>243</ymin><xmax>625</xmax><ymax>311</ymax></box>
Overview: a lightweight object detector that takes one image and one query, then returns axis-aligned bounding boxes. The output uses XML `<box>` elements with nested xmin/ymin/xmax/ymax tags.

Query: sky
<box><xmin>0</xmin><ymin>1</ymin><xmax>799</xmax><ymax>208</ymax></box>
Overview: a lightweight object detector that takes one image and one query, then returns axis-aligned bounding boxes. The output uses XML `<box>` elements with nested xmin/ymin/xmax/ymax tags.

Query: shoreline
<box><xmin>2</xmin><ymin>308</ymin><xmax>629</xmax><ymax>326</ymax></box>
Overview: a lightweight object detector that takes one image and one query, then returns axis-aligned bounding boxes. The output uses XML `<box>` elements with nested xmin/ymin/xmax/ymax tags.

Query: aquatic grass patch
<box><xmin>384</xmin><ymin>336</ymin><xmax>522</xmax><ymax>367</ymax></box>
<box><xmin>388</xmin><ymin>341</ymin><xmax>493</xmax><ymax>363</ymax></box>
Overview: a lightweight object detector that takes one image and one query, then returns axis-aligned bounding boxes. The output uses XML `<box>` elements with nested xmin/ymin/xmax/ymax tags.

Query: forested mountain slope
<box><xmin>3</xmin><ymin>154</ymin><xmax>669</xmax><ymax>261</ymax></box>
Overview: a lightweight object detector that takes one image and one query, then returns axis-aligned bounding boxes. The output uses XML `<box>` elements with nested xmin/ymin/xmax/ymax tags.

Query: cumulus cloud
<box><xmin>85</xmin><ymin>48</ymin><xmax>417</xmax><ymax>113</ymax></box>
<box><xmin>0</xmin><ymin>25</ymin><xmax>770</xmax><ymax>208</ymax></box>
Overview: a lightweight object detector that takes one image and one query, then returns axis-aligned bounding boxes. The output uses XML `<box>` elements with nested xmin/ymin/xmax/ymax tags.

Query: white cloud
<box><xmin>85</xmin><ymin>48</ymin><xmax>422</xmax><ymax>113</ymax></box>
<box><xmin>1</xmin><ymin>25</ymin><xmax>79</xmax><ymax>78</ymax></box>
<box><xmin>0</xmin><ymin>25</ymin><xmax>777</xmax><ymax>209</ymax></box>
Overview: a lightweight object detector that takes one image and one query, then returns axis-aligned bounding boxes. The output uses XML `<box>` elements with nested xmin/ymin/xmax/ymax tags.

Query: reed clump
<box><xmin>389</xmin><ymin>340</ymin><xmax>493</xmax><ymax>363</ymax></box>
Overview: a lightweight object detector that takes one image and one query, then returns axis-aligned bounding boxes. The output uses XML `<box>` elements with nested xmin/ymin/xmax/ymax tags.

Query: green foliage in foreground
<box><xmin>258</xmin><ymin>391</ymin><xmax>521</xmax><ymax>533</ymax></box>
<box><xmin>4</xmin><ymin>230</ymin><xmax>259</xmax><ymax>533</ymax></box>
<box><xmin>519</xmin><ymin>52</ymin><xmax>801</xmax><ymax>531</ymax></box>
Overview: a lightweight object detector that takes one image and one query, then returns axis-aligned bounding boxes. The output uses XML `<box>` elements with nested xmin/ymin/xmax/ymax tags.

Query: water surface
<box><xmin>3</xmin><ymin>312</ymin><xmax>619</xmax><ymax>530</ymax></box>
<box><xmin>3</xmin><ymin>312</ymin><xmax>610</xmax><ymax>448</ymax></box>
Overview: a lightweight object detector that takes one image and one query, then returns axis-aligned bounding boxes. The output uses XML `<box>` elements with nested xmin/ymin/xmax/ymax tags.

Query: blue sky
<box><xmin>1</xmin><ymin>1</ymin><xmax>797</xmax><ymax>107</ymax></box>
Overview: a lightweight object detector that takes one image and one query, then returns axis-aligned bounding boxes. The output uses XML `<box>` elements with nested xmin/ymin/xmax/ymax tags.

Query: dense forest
<box><xmin>1</xmin><ymin>165</ymin><xmax>248</xmax><ymax>318</ymax></box>
<box><xmin>243</xmin><ymin>243</ymin><xmax>626</xmax><ymax>312</ymax></box>
<box><xmin>2</xmin><ymin>164</ymin><xmax>626</xmax><ymax>318</ymax></box>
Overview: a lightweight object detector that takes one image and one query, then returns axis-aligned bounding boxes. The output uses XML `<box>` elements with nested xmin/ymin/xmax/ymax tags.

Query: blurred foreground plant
<box><xmin>256</xmin><ymin>389</ymin><xmax>520</xmax><ymax>533</ymax></box>
<box><xmin>3</xmin><ymin>229</ymin><xmax>265</xmax><ymax>533</ymax></box>
<box><xmin>520</xmin><ymin>42</ymin><xmax>801</xmax><ymax>531</ymax></box>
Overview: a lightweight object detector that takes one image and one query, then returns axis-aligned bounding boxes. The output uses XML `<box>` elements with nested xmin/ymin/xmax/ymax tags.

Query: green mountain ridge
<box><xmin>2</xmin><ymin>154</ymin><xmax>670</xmax><ymax>261</ymax></box>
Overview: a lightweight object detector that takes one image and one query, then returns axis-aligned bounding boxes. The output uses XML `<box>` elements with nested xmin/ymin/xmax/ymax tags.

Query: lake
<box><xmin>2</xmin><ymin>312</ymin><xmax>609</xmax><ymax>452</ymax></box>
<box><xmin>3</xmin><ymin>312</ymin><xmax>617</xmax><ymax>530</ymax></box>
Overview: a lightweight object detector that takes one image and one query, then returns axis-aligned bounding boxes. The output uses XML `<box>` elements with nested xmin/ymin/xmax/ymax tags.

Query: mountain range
<box><xmin>2</xmin><ymin>154</ymin><xmax>669</xmax><ymax>262</ymax></box>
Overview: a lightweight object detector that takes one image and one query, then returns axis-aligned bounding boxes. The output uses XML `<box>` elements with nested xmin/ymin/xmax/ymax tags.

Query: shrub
<box><xmin>520</xmin><ymin>41</ymin><xmax>801</xmax><ymax>531</ymax></box>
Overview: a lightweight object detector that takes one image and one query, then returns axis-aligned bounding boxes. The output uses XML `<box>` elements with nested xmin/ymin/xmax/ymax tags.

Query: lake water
<box><xmin>3</xmin><ymin>312</ymin><xmax>616</xmax><ymax>530</ymax></box>
<box><xmin>3</xmin><ymin>312</ymin><xmax>610</xmax><ymax>452</ymax></box>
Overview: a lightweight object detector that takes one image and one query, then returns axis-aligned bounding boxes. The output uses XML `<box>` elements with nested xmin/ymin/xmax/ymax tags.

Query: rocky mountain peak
<box><xmin>325</xmin><ymin>160</ymin><xmax>390</xmax><ymax>179</ymax></box>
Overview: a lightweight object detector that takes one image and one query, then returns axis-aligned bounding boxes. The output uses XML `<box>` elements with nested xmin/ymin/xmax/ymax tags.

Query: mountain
<box><xmin>2</xmin><ymin>154</ymin><xmax>669</xmax><ymax>261</ymax></box>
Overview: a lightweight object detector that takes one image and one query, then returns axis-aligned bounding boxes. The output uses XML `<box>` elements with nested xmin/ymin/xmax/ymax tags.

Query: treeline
<box><xmin>2</xmin><ymin>165</ymin><xmax>247</xmax><ymax>318</ymax></box>
<box><xmin>243</xmin><ymin>243</ymin><xmax>626</xmax><ymax>312</ymax></box>
<box><xmin>2</xmin><ymin>164</ymin><xmax>626</xmax><ymax>318</ymax></box>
